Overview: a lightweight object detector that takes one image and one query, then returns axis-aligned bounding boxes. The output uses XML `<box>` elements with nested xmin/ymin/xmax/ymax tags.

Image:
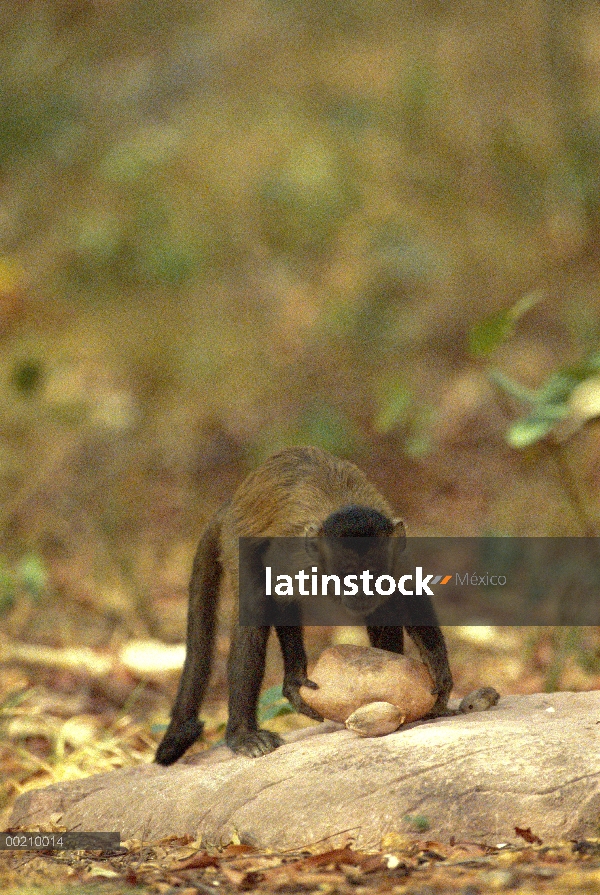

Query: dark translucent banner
<box><xmin>238</xmin><ymin>537</ymin><xmax>600</xmax><ymax>625</ymax></box>
<box><xmin>0</xmin><ymin>832</ymin><xmax>121</xmax><ymax>851</ymax></box>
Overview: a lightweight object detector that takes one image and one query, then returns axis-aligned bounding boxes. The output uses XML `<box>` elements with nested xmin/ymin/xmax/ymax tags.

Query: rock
<box><xmin>10</xmin><ymin>692</ymin><xmax>600</xmax><ymax>849</ymax></box>
<box><xmin>345</xmin><ymin>701</ymin><xmax>405</xmax><ymax>736</ymax></box>
<box><xmin>299</xmin><ymin>644</ymin><xmax>435</xmax><ymax>723</ymax></box>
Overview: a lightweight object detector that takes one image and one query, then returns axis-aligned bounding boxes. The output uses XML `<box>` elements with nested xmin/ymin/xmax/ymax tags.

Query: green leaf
<box><xmin>489</xmin><ymin>370</ymin><xmax>537</xmax><ymax>404</ymax></box>
<box><xmin>257</xmin><ymin>141</ymin><xmax>356</xmax><ymax>257</ymax></box>
<box><xmin>0</xmin><ymin>688</ymin><xmax>29</xmax><ymax>712</ymax></box>
<box><xmin>259</xmin><ymin>684</ymin><xmax>286</xmax><ymax>707</ymax></box>
<box><xmin>536</xmin><ymin>371</ymin><xmax>577</xmax><ymax>405</ymax></box>
<box><xmin>468</xmin><ymin>311</ymin><xmax>515</xmax><ymax>358</ymax></box>
<box><xmin>259</xmin><ymin>702</ymin><xmax>294</xmax><ymax>722</ymax></box>
<box><xmin>506</xmin><ymin>418</ymin><xmax>554</xmax><ymax>449</ymax></box>
<box><xmin>468</xmin><ymin>292</ymin><xmax>541</xmax><ymax>358</ymax></box>
<box><xmin>508</xmin><ymin>292</ymin><xmax>543</xmax><ymax>320</ymax></box>
<box><xmin>258</xmin><ymin>684</ymin><xmax>295</xmax><ymax>721</ymax></box>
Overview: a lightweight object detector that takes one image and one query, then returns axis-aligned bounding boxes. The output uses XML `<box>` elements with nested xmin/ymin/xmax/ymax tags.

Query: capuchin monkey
<box><xmin>155</xmin><ymin>446</ymin><xmax>452</xmax><ymax>763</ymax></box>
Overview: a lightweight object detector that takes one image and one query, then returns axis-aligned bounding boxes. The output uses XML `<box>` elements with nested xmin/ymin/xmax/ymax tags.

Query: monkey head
<box><xmin>304</xmin><ymin>505</ymin><xmax>406</xmax><ymax>616</ymax></box>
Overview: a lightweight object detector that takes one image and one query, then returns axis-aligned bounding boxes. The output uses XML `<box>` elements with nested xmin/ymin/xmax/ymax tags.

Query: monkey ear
<box><xmin>304</xmin><ymin>522</ymin><xmax>323</xmax><ymax>562</ymax></box>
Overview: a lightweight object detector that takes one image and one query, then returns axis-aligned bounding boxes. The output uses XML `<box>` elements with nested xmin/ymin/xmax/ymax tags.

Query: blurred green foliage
<box><xmin>11</xmin><ymin>359</ymin><xmax>44</xmax><ymax>396</ymax></box>
<box><xmin>258</xmin><ymin>684</ymin><xmax>294</xmax><ymax>722</ymax></box>
<box><xmin>258</xmin><ymin>142</ymin><xmax>357</xmax><ymax>259</ymax></box>
<box><xmin>1</xmin><ymin>0</ymin><xmax>600</xmax><ymax>621</ymax></box>
<box><xmin>17</xmin><ymin>553</ymin><xmax>48</xmax><ymax>598</ymax></box>
<box><xmin>470</xmin><ymin>299</ymin><xmax>600</xmax><ymax>450</ymax></box>
<box><xmin>403</xmin><ymin>814</ymin><xmax>430</xmax><ymax>833</ymax></box>
<box><xmin>468</xmin><ymin>294</ymin><xmax>542</xmax><ymax>359</ymax></box>
<box><xmin>0</xmin><ymin>553</ymin><xmax>47</xmax><ymax>615</ymax></box>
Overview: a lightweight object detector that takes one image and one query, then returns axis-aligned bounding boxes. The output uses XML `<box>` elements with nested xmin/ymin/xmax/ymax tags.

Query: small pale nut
<box><xmin>345</xmin><ymin>701</ymin><xmax>406</xmax><ymax>737</ymax></box>
<box><xmin>458</xmin><ymin>686</ymin><xmax>500</xmax><ymax>713</ymax></box>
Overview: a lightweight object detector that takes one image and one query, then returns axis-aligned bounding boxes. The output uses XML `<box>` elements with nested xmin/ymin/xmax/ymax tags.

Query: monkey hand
<box><xmin>282</xmin><ymin>676</ymin><xmax>324</xmax><ymax>721</ymax></box>
<box><xmin>428</xmin><ymin>672</ymin><xmax>453</xmax><ymax>716</ymax></box>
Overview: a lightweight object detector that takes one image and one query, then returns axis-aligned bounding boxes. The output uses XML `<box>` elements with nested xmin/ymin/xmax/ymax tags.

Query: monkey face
<box><xmin>314</xmin><ymin>537</ymin><xmax>402</xmax><ymax>617</ymax></box>
<box><xmin>302</xmin><ymin>506</ymin><xmax>406</xmax><ymax>619</ymax></box>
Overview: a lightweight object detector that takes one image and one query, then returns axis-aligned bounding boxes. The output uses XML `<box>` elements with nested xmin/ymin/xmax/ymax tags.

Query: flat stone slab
<box><xmin>9</xmin><ymin>693</ymin><xmax>600</xmax><ymax>849</ymax></box>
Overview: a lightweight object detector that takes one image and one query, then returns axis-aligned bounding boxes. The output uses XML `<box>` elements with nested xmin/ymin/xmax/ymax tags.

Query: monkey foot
<box><xmin>226</xmin><ymin>728</ymin><xmax>284</xmax><ymax>757</ymax></box>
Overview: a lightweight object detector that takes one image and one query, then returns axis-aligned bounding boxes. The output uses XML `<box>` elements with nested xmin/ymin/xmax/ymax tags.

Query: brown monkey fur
<box><xmin>155</xmin><ymin>446</ymin><xmax>452</xmax><ymax>762</ymax></box>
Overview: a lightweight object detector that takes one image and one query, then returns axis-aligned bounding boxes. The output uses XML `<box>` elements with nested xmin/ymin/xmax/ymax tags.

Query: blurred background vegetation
<box><xmin>3</xmin><ymin>0</ymin><xmax>600</xmax><ymax>810</ymax></box>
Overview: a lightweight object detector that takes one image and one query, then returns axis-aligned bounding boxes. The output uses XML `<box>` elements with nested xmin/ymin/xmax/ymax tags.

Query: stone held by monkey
<box><xmin>155</xmin><ymin>446</ymin><xmax>453</xmax><ymax>763</ymax></box>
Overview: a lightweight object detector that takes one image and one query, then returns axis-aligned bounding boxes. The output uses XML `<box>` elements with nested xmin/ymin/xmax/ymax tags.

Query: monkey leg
<box><xmin>225</xmin><ymin>625</ymin><xmax>283</xmax><ymax>757</ymax></box>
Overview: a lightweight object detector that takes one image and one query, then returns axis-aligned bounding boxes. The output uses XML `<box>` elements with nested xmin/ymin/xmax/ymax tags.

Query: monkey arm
<box><xmin>405</xmin><ymin>625</ymin><xmax>453</xmax><ymax>713</ymax></box>
<box><xmin>275</xmin><ymin>626</ymin><xmax>324</xmax><ymax>722</ymax></box>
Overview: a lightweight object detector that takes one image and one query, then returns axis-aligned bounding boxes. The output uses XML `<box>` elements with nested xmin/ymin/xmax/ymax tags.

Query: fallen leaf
<box><xmin>173</xmin><ymin>852</ymin><xmax>220</xmax><ymax>870</ymax></box>
<box><xmin>515</xmin><ymin>827</ymin><xmax>542</xmax><ymax>845</ymax></box>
